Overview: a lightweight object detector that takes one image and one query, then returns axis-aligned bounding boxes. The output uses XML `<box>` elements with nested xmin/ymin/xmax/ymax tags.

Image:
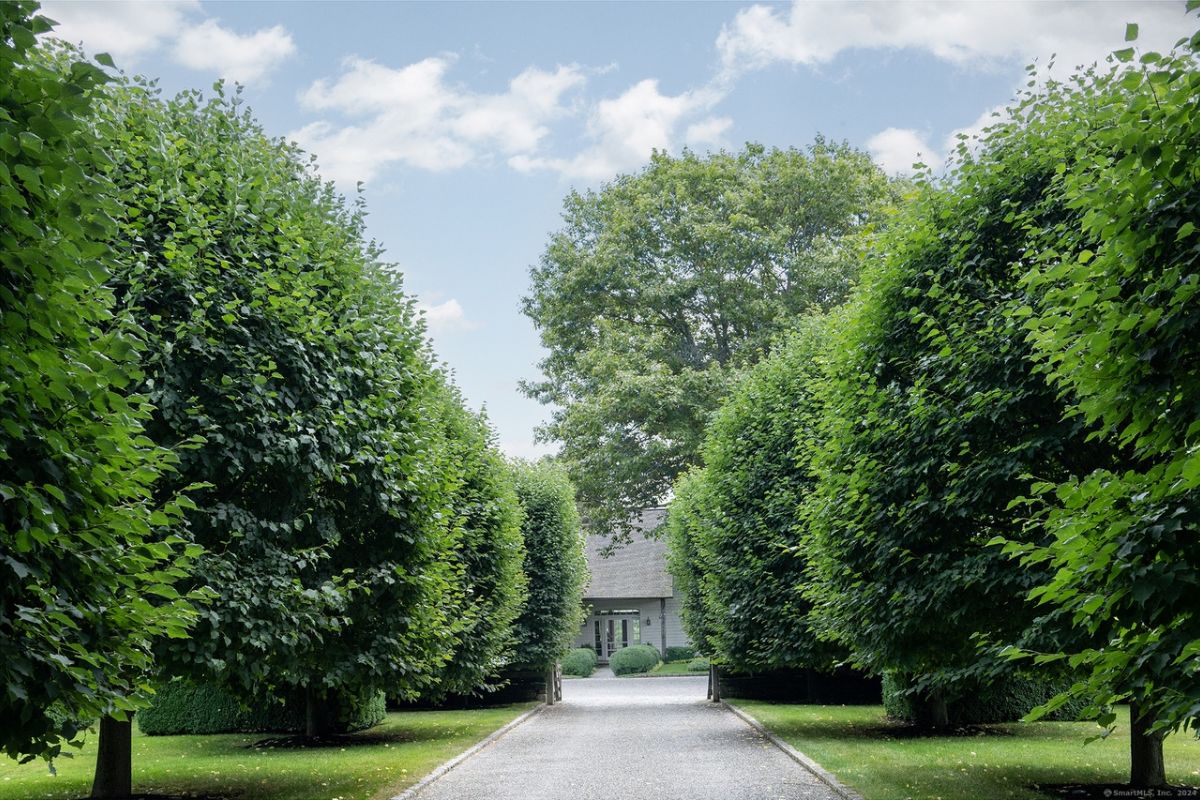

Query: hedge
<box><xmin>609</xmin><ymin>645</ymin><xmax>660</xmax><ymax>676</ymax></box>
<box><xmin>139</xmin><ymin>680</ymin><xmax>385</xmax><ymax>736</ymax></box>
<box><xmin>687</xmin><ymin>658</ymin><xmax>710</xmax><ymax>673</ymax></box>
<box><xmin>561</xmin><ymin>648</ymin><xmax>598</xmax><ymax>677</ymax></box>
<box><xmin>882</xmin><ymin>671</ymin><xmax>1087</xmax><ymax>725</ymax></box>
<box><xmin>665</xmin><ymin>646</ymin><xmax>696</xmax><ymax>663</ymax></box>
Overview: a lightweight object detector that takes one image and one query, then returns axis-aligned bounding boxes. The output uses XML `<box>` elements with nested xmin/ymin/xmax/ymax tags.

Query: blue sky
<box><xmin>41</xmin><ymin>0</ymin><xmax>1195</xmax><ymax>458</ymax></box>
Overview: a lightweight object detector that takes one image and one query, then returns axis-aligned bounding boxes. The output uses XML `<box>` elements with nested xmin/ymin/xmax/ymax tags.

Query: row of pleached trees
<box><xmin>0</xmin><ymin>4</ymin><xmax>587</xmax><ymax>798</ymax></box>
<box><xmin>667</xmin><ymin>20</ymin><xmax>1199</xmax><ymax>790</ymax></box>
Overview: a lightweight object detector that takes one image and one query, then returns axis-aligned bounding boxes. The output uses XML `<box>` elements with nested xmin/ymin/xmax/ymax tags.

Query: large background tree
<box><xmin>522</xmin><ymin>142</ymin><xmax>897</xmax><ymax>537</ymax></box>
<box><xmin>668</xmin><ymin>314</ymin><xmax>843</xmax><ymax>675</ymax></box>
<box><xmin>0</xmin><ymin>5</ymin><xmax>201</xmax><ymax>764</ymax></box>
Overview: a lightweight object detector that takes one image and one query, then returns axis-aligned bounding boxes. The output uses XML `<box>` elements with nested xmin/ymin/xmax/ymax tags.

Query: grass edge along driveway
<box><xmin>731</xmin><ymin>702</ymin><xmax>1200</xmax><ymax>800</ymax></box>
<box><xmin>0</xmin><ymin>703</ymin><xmax>537</xmax><ymax>800</ymax></box>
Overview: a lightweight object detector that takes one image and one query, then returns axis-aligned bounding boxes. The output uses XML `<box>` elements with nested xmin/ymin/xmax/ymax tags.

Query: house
<box><xmin>572</xmin><ymin>507</ymin><xmax>692</xmax><ymax>662</ymax></box>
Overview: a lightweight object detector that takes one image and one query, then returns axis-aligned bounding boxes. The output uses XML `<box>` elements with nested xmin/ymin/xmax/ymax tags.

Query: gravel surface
<box><xmin>409</xmin><ymin>674</ymin><xmax>844</xmax><ymax>800</ymax></box>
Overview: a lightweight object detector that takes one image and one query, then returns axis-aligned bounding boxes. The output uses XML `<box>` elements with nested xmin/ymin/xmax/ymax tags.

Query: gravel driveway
<box><xmin>409</xmin><ymin>673</ymin><xmax>844</xmax><ymax>800</ymax></box>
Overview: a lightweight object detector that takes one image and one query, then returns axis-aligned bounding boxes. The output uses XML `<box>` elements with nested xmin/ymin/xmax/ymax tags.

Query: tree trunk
<box><xmin>710</xmin><ymin>664</ymin><xmax>721</xmax><ymax>702</ymax></box>
<box><xmin>1129</xmin><ymin>701</ymin><xmax>1166</xmax><ymax>788</ymax></box>
<box><xmin>305</xmin><ymin>688</ymin><xmax>340</xmax><ymax>738</ymax></box>
<box><xmin>913</xmin><ymin>689</ymin><xmax>949</xmax><ymax>728</ymax></box>
<box><xmin>545</xmin><ymin>667</ymin><xmax>556</xmax><ymax>706</ymax></box>
<box><xmin>90</xmin><ymin>716</ymin><xmax>132</xmax><ymax>799</ymax></box>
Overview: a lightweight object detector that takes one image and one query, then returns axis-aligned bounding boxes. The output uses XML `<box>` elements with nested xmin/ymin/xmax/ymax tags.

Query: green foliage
<box><xmin>686</xmin><ymin>657</ymin><xmax>711</xmax><ymax>673</ymax></box>
<box><xmin>672</xmin><ymin>315</ymin><xmax>844</xmax><ymax>674</ymax></box>
<box><xmin>509</xmin><ymin>462</ymin><xmax>588</xmax><ymax>672</ymax></box>
<box><xmin>93</xmin><ymin>79</ymin><xmax>459</xmax><ymax>705</ymax></box>
<box><xmin>0</xmin><ymin>6</ymin><xmax>202</xmax><ymax>761</ymax></box>
<box><xmin>560</xmin><ymin>647</ymin><xmax>598</xmax><ymax>677</ymax></box>
<box><xmin>522</xmin><ymin>142</ymin><xmax>899</xmax><ymax>538</ymax></box>
<box><xmin>804</xmin><ymin>78</ymin><xmax>1114</xmax><ymax>710</ymax></box>
<box><xmin>1007</xmin><ymin>22</ymin><xmax>1200</xmax><ymax>736</ymax></box>
<box><xmin>609</xmin><ymin>645</ymin><xmax>661</xmax><ymax>676</ymax></box>
<box><xmin>139</xmin><ymin>680</ymin><xmax>385</xmax><ymax>737</ymax></box>
<box><xmin>882</xmin><ymin>671</ymin><xmax>1087</xmax><ymax>725</ymax></box>
<box><xmin>665</xmin><ymin>468</ymin><xmax>719</xmax><ymax>657</ymax></box>
<box><xmin>664</xmin><ymin>646</ymin><xmax>696</xmax><ymax>663</ymax></box>
<box><xmin>420</xmin><ymin>378</ymin><xmax>528</xmax><ymax>701</ymax></box>
<box><xmin>138</xmin><ymin>680</ymin><xmax>302</xmax><ymax>735</ymax></box>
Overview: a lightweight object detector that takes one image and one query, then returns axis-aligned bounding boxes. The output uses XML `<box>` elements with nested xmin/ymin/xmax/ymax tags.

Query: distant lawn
<box><xmin>617</xmin><ymin>660</ymin><xmax>705</xmax><ymax>677</ymax></box>
<box><xmin>733</xmin><ymin>703</ymin><xmax>1200</xmax><ymax>800</ymax></box>
<box><xmin>0</xmin><ymin>704</ymin><xmax>536</xmax><ymax>800</ymax></box>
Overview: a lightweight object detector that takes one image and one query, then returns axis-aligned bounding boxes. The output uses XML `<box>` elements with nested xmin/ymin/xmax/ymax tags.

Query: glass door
<box><xmin>601</xmin><ymin>615</ymin><xmax>640</xmax><ymax>660</ymax></box>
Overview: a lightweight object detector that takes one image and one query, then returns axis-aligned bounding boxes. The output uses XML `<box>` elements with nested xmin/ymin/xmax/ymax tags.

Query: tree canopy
<box><xmin>668</xmin><ymin>314</ymin><xmax>842</xmax><ymax>674</ymax></box>
<box><xmin>0</xmin><ymin>4</ymin><xmax>202</xmax><ymax>762</ymax></box>
<box><xmin>94</xmin><ymin>79</ymin><xmax>461</xmax><ymax>723</ymax></box>
<box><xmin>522</xmin><ymin>142</ymin><xmax>897</xmax><ymax>537</ymax></box>
<box><xmin>421</xmin><ymin>379</ymin><xmax>528</xmax><ymax>701</ymax></box>
<box><xmin>803</xmin><ymin>102</ymin><xmax>1117</xmax><ymax>724</ymax></box>
<box><xmin>508</xmin><ymin>461</ymin><xmax>588</xmax><ymax>673</ymax></box>
<box><xmin>1006</xmin><ymin>22</ymin><xmax>1200</xmax><ymax>749</ymax></box>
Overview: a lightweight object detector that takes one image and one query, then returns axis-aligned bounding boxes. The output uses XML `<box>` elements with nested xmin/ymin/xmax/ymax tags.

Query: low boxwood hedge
<box><xmin>609</xmin><ymin>644</ymin><xmax>660</xmax><ymax>676</ymax></box>
<box><xmin>687</xmin><ymin>657</ymin><xmax>710</xmax><ymax>672</ymax></box>
<box><xmin>882</xmin><ymin>671</ymin><xmax>1088</xmax><ymax>725</ymax></box>
<box><xmin>139</xmin><ymin>680</ymin><xmax>385</xmax><ymax>735</ymax></box>
<box><xmin>665</xmin><ymin>646</ymin><xmax>696</xmax><ymax>663</ymax></box>
<box><xmin>561</xmin><ymin>647</ymin><xmax>598</xmax><ymax>677</ymax></box>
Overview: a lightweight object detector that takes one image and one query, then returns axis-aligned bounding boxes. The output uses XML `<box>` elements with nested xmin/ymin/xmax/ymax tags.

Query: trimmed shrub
<box><xmin>139</xmin><ymin>681</ymin><xmax>300</xmax><ymax>735</ymax></box>
<box><xmin>882</xmin><ymin>671</ymin><xmax>1087</xmax><ymax>725</ymax></box>
<box><xmin>687</xmin><ymin>658</ymin><xmax>710</xmax><ymax>673</ymax></box>
<box><xmin>609</xmin><ymin>645</ymin><xmax>660</xmax><ymax>676</ymax></box>
<box><xmin>665</xmin><ymin>647</ymin><xmax>696</xmax><ymax>663</ymax></box>
<box><xmin>561</xmin><ymin>648</ymin><xmax>598</xmax><ymax>677</ymax></box>
<box><xmin>139</xmin><ymin>680</ymin><xmax>385</xmax><ymax>735</ymax></box>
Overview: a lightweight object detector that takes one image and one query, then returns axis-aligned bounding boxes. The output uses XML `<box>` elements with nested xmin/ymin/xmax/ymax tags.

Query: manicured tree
<box><xmin>664</xmin><ymin>467</ymin><xmax>719</xmax><ymax>660</ymax></box>
<box><xmin>421</xmin><ymin>377</ymin><xmax>528</xmax><ymax>701</ymax></box>
<box><xmin>682</xmin><ymin>315</ymin><xmax>844</xmax><ymax>674</ymax></box>
<box><xmin>509</xmin><ymin>462</ymin><xmax>587</xmax><ymax>688</ymax></box>
<box><xmin>90</xmin><ymin>77</ymin><xmax>459</xmax><ymax>766</ymax></box>
<box><xmin>0</xmin><ymin>5</ymin><xmax>201</xmax><ymax>767</ymax></box>
<box><xmin>1008</xmin><ymin>21</ymin><xmax>1200</xmax><ymax>786</ymax></box>
<box><xmin>804</xmin><ymin>97</ymin><xmax>1114</xmax><ymax>727</ymax></box>
<box><xmin>522</xmin><ymin>142</ymin><xmax>898</xmax><ymax>539</ymax></box>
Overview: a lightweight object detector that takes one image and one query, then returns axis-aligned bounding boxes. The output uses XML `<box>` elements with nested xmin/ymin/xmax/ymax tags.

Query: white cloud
<box><xmin>40</xmin><ymin>1</ymin><xmax>294</xmax><ymax>84</ymax></box>
<box><xmin>173</xmin><ymin>19</ymin><xmax>295</xmax><ymax>84</ymax></box>
<box><xmin>510</xmin><ymin>79</ymin><xmax>725</xmax><ymax>180</ymax></box>
<box><xmin>718</xmin><ymin>1</ymin><xmax>1195</xmax><ymax>76</ymax></box>
<box><xmin>418</xmin><ymin>298</ymin><xmax>479</xmax><ymax>335</ymax></box>
<box><xmin>685</xmin><ymin>116</ymin><xmax>733</xmax><ymax>149</ymax></box>
<box><xmin>41</xmin><ymin>0</ymin><xmax>199</xmax><ymax>63</ymax></box>
<box><xmin>293</xmin><ymin>57</ymin><xmax>585</xmax><ymax>185</ymax></box>
<box><xmin>867</xmin><ymin>103</ymin><xmax>1009</xmax><ymax>175</ymax></box>
<box><xmin>866</xmin><ymin>127</ymin><xmax>936</xmax><ymax>176</ymax></box>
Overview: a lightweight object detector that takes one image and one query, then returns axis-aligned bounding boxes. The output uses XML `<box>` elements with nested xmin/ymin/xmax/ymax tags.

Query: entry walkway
<box><xmin>412</xmin><ymin>673</ymin><xmax>844</xmax><ymax>800</ymax></box>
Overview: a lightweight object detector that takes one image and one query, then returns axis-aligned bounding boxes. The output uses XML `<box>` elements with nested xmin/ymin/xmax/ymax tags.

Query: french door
<box><xmin>594</xmin><ymin>614</ymin><xmax>640</xmax><ymax>661</ymax></box>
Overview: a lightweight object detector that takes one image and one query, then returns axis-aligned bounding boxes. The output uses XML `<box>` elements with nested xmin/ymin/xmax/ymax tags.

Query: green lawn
<box><xmin>618</xmin><ymin>660</ymin><xmax>706</xmax><ymax>677</ymax></box>
<box><xmin>0</xmin><ymin>704</ymin><xmax>536</xmax><ymax>800</ymax></box>
<box><xmin>733</xmin><ymin>703</ymin><xmax>1200</xmax><ymax>800</ymax></box>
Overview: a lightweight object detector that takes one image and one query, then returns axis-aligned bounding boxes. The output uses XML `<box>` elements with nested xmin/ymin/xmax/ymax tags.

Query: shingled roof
<box><xmin>582</xmin><ymin>507</ymin><xmax>673</xmax><ymax>599</ymax></box>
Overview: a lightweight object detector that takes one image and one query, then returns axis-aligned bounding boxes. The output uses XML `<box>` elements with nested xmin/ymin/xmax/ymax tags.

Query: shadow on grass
<box><xmin>763</xmin><ymin>716</ymin><xmax>1018</xmax><ymax>741</ymax></box>
<box><xmin>248</xmin><ymin>725</ymin><xmax>455</xmax><ymax>750</ymax></box>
